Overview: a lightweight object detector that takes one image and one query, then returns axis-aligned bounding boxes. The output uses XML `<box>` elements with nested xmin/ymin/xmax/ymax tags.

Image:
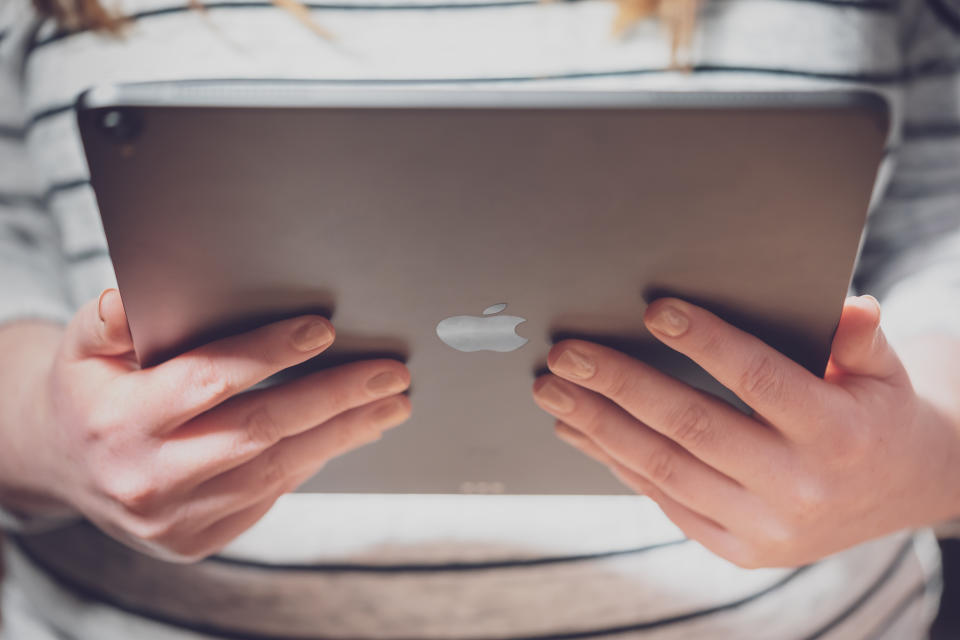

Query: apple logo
<box><xmin>436</xmin><ymin>303</ymin><xmax>529</xmax><ymax>353</ymax></box>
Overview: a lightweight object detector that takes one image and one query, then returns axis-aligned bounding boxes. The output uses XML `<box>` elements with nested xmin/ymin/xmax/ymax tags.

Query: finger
<box><xmin>533</xmin><ymin>374</ymin><xmax>755</xmax><ymax>526</ymax></box>
<box><xmin>826</xmin><ymin>295</ymin><xmax>903</xmax><ymax>380</ymax></box>
<box><xmin>66</xmin><ymin>289</ymin><xmax>135</xmax><ymax>360</ymax></box>
<box><xmin>609</xmin><ymin>461</ymin><xmax>746</xmax><ymax>564</ymax></box>
<box><xmin>160</xmin><ymin>360</ymin><xmax>410</xmax><ymax>484</ymax></box>
<box><xmin>177</xmin><ymin>493</ymin><xmax>283</xmax><ymax>562</ymax></box>
<box><xmin>554</xmin><ymin>421</ymin><xmax>620</xmax><ymax>468</ymax></box>
<box><xmin>134</xmin><ymin>315</ymin><xmax>336</xmax><ymax>430</ymax></box>
<box><xmin>641</xmin><ymin>298</ymin><xmax>841</xmax><ymax>434</ymax></box>
<box><xmin>174</xmin><ymin>394</ymin><xmax>411</xmax><ymax>532</ymax></box>
<box><xmin>544</xmin><ymin>342</ymin><xmax>785</xmax><ymax>484</ymax></box>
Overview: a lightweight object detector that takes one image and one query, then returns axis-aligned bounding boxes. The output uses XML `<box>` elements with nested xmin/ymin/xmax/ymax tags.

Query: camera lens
<box><xmin>98</xmin><ymin>108</ymin><xmax>144</xmax><ymax>144</ymax></box>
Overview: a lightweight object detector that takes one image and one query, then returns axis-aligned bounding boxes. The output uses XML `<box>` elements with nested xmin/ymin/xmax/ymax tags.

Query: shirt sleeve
<box><xmin>0</xmin><ymin>5</ymin><xmax>81</xmax><ymax>533</ymax></box>
<box><xmin>852</xmin><ymin>5</ymin><xmax>960</xmax><ymax>348</ymax></box>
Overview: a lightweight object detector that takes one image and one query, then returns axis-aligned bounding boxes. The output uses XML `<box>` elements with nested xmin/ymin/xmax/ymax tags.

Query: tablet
<box><xmin>76</xmin><ymin>82</ymin><xmax>889</xmax><ymax>494</ymax></box>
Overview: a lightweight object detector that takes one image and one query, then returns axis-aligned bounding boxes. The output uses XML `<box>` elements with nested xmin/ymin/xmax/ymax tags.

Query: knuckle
<box><xmin>666</xmin><ymin>402</ymin><xmax>712</xmax><ymax>449</ymax></box>
<box><xmin>758</xmin><ymin>518</ymin><xmax>799</xmax><ymax>560</ymax></box>
<box><xmin>184</xmin><ymin>355</ymin><xmax>233</xmax><ymax>404</ymax></box>
<box><xmin>103</xmin><ymin>474</ymin><xmax>161</xmax><ymax>517</ymax></box>
<box><xmin>644</xmin><ymin>447</ymin><xmax>677</xmax><ymax>486</ymax></box>
<box><xmin>333</xmin><ymin>420</ymin><xmax>370</xmax><ymax>452</ymax></box>
<box><xmin>324</xmin><ymin>384</ymin><xmax>354</xmax><ymax>416</ymax></box>
<box><xmin>787</xmin><ymin>478</ymin><xmax>826</xmax><ymax>525</ymax></box>
<box><xmin>738</xmin><ymin>354</ymin><xmax>786</xmax><ymax>404</ymax></box>
<box><xmin>243</xmin><ymin>406</ymin><xmax>284</xmax><ymax>447</ymax></box>
<box><xmin>83</xmin><ymin>407</ymin><xmax>117</xmax><ymax>443</ymax></box>
<box><xmin>259</xmin><ymin>448</ymin><xmax>290</xmax><ymax>487</ymax></box>
<box><xmin>614</xmin><ymin>465</ymin><xmax>653</xmax><ymax>495</ymax></box>
<box><xmin>829</xmin><ymin>422</ymin><xmax>873</xmax><ymax>465</ymax></box>
<box><xmin>699</xmin><ymin>331</ymin><xmax>728</xmax><ymax>361</ymax></box>
<box><xmin>578</xmin><ymin>407</ymin><xmax>608</xmax><ymax>439</ymax></box>
<box><xmin>126</xmin><ymin>513</ymin><xmax>178</xmax><ymax>544</ymax></box>
<box><xmin>604</xmin><ymin>367</ymin><xmax>637</xmax><ymax>403</ymax></box>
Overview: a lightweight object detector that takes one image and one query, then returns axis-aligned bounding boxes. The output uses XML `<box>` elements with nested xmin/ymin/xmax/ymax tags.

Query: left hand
<box><xmin>532</xmin><ymin>295</ymin><xmax>960</xmax><ymax>568</ymax></box>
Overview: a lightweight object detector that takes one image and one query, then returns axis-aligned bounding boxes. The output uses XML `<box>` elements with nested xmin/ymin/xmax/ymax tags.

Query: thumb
<box><xmin>827</xmin><ymin>295</ymin><xmax>902</xmax><ymax>379</ymax></box>
<box><xmin>66</xmin><ymin>289</ymin><xmax>135</xmax><ymax>359</ymax></box>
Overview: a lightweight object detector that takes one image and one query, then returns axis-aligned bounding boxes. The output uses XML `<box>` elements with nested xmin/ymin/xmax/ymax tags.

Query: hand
<box><xmin>7</xmin><ymin>289</ymin><xmax>411</xmax><ymax>562</ymax></box>
<box><xmin>532</xmin><ymin>295</ymin><xmax>960</xmax><ymax>568</ymax></box>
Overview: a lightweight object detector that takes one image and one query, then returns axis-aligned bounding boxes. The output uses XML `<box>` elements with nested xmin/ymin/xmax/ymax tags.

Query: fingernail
<box><xmin>292</xmin><ymin>319</ymin><xmax>333</xmax><ymax>352</ymax></box>
<box><xmin>374</xmin><ymin>396</ymin><xmax>408</xmax><ymax>423</ymax></box>
<box><xmin>366</xmin><ymin>371</ymin><xmax>407</xmax><ymax>396</ymax></box>
<box><xmin>553</xmin><ymin>348</ymin><xmax>597</xmax><ymax>380</ymax></box>
<box><xmin>535</xmin><ymin>379</ymin><xmax>576</xmax><ymax>413</ymax></box>
<box><xmin>97</xmin><ymin>289</ymin><xmax>115</xmax><ymax>324</ymax></box>
<box><xmin>647</xmin><ymin>304</ymin><xmax>689</xmax><ymax>338</ymax></box>
<box><xmin>861</xmin><ymin>294</ymin><xmax>881</xmax><ymax>316</ymax></box>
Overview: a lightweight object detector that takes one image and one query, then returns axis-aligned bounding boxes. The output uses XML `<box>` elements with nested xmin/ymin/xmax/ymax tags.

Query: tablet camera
<box><xmin>98</xmin><ymin>108</ymin><xmax>144</xmax><ymax>144</ymax></box>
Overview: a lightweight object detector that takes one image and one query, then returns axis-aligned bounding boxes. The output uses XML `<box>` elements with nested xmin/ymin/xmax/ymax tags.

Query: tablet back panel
<box><xmin>77</xmin><ymin>86</ymin><xmax>888</xmax><ymax>494</ymax></box>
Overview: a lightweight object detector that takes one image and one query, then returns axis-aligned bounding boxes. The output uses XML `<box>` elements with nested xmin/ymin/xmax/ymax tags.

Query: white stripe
<box><xmin>224</xmin><ymin>493</ymin><xmax>683</xmax><ymax>561</ymax></box>
<box><xmin>21</xmin><ymin>0</ymin><xmax>900</xmax><ymax>113</ymax></box>
<box><xmin>25</xmin><ymin>115</ymin><xmax>89</xmax><ymax>188</ymax></box>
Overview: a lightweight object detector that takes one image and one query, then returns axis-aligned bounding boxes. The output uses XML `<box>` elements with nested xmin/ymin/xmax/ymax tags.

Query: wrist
<box><xmin>899</xmin><ymin>334</ymin><xmax>960</xmax><ymax>525</ymax></box>
<box><xmin>897</xmin><ymin>333</ymin><xmax>960</xmax><ymax>432</ymax></box>
<box><xmin>915</xmin><ymin>396</ymin><xmax>960</xmax><ymax>526</ymax></box>
<box><xmin>0</xmin><ymin>321</ymin><xmax>77</xmax><ymax>519</ymax></box>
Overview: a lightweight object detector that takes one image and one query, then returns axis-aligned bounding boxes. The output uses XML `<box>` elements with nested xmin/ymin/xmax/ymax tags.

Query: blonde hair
<box><xmin>32</xmin><ymin>0</ymin><xmax>700</xmax><ymax>67</ymax></box>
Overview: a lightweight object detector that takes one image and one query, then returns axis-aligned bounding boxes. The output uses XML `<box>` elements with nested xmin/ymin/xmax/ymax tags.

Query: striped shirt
<box><xmin>1</xmin><ymin>0</ymin><xmax>959</xmax><ymax>637</ymax></box>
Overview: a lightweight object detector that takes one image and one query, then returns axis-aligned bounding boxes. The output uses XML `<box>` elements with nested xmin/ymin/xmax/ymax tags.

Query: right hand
<box><xmin>14</xmin><ymin>289</ymin><xmax>411</xmax><ymax>562</ymax></box>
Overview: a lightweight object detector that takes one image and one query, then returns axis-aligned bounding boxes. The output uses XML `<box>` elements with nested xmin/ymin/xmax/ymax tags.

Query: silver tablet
<box><xmin>76</xmin><ymin>82</ymin><xmax>889</xmax><ymax>494</ymax></box>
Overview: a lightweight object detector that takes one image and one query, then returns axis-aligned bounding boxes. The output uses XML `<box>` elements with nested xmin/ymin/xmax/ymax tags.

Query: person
<box><xmin>0</xmin><ymin>0</ymin><xmax>958</xmax><ymax>637</ymax></box>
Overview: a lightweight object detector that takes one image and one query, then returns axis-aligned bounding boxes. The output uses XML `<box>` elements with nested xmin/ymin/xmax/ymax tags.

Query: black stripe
<box><xmin>0</xmin><ymin>192</ymin><xmax>43</xmax><ymax>208</ymax></box>
<box><xmin>864</xmin><ymin>576</ymin><xmax>941</xmax><ymax>640</ymax></box>
<box><xmin>927</xmin><ymin>0</ymin><xmax>960</xmax><ymax>33</ymax></box>
<box><xmin>209</xmin><ymin>538</ymin><xmax>688</xmax><ymax>572</ymax></box>
<box><xmin>689</xmin><ymin>63</ymin><xmax>901</xmax><ymax>83</ymax></box>
<box><xmin>5</xmin><ymin>102</ymin><xmax>74</xmax><ymax>140</ymax></box>
<box><xmin>884</xmin><ymin>182</ymin><xmax>960</xmax><ymax>202</ymax></box>
<box><xmin>27</xmin><ymin>0</ymin><xmax>899</xmax><ymax>53</ymax></box>
<box><xmin>0</xmin><ymin>124</ymin><xmax>26</xmax><ymax>141</ymax></box>
<box><xmin>0</xmin><ymin>29</ymin><xmax>9</xmax><ymax>45</ymax></box>
<box><xmin>50</xmin><ymin>626</ymin><xmax>80</xmax><ymax>640</ymax></box>
<box><xmin>904</xmin><ymin>122</ymin><xmax>960</xmax><ymax>138</ymax></box>
<box><xmin>28</xmin><ymin>103</ymin><xmax>74</xmax><ymax>130</ymax></box>
<box><xmin>801</xmin><ymin>537</ymin><xmax>916</xmax><ymax>640</ymax></box>
<box><xmin>904</xmin><ymin>55</ymin><xmax>960</xmax><ymax>79</ymax></box>
<box><xmin>0</xmin><ymin>178</ymin><xmax>92</xmax><ymax>210</ymax></box>
<box><xmin>9</xmin><ymin>531</ymin><xmax>815</xmax><ymax>640</ymax></box>
<box><xmin>43</xmin><ymin>178</ymin><xmax>91</xmax><ymax>203</ymax></box>
<box><xmin>66</xmin><ymin>246</ymin><xmax>110</xmax><ymax>264</ymax></box>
